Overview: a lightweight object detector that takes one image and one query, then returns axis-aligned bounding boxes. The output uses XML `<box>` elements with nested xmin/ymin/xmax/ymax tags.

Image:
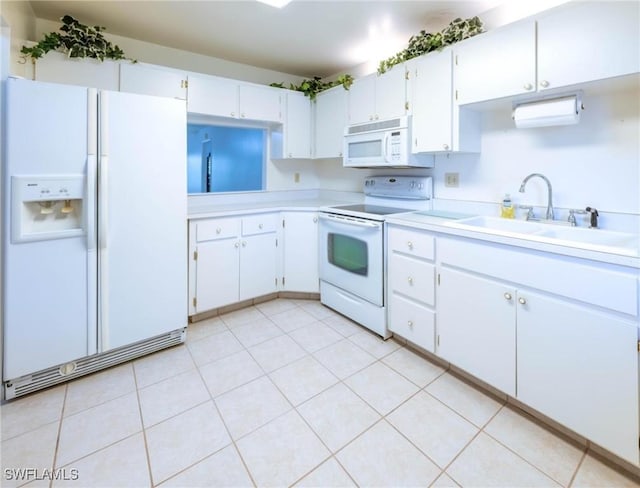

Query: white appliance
<box><xmin>2</xmin><ymin>78</ymin><xmax>187</xmax><ymax>399</ymax></box>
<box><xmin>343</xmin><ymin>116</ymin><xmax>434</xmax><ymax>168</ymax></box>
<box><xmin>319</xmin><ymin>176</ymin><xmax>433</xmax><ymax>338</ymax></box>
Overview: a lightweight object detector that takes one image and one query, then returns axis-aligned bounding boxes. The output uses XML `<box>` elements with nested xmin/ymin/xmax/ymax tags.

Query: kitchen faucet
<box><xmin>519</xmin><ymin>173</ymin><xmax>554</xmax><ymax>220</ymax></box>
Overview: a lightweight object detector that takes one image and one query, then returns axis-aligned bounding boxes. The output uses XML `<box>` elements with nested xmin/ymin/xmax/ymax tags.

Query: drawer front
<box><xmin>196</xmin><ymin>218</ymin><xmax>240</xmax><ymax>242</ymax></box>
<box><xmin>388</xmin><ymin>225</ymin><xmax>435</xmax><ymax>260</ymax></box>
<box><xmin>389</xmin><ymin>253</ymin><xmax>435</xmax><ymax>305</ymax></box>
<box><xmin>242</xmin><ymin>213</ymin><xmax>278</xmax><ymax>236</ymax></box>
<box><xmin>389</xmin><ymin>293</ymin><xmax>435</xmax><ymax>352</ymax></box>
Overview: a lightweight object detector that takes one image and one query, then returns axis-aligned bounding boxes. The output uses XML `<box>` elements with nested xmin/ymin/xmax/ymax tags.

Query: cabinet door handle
<box><xmin>523</xmin><ymin>83</ymin><xmax>533</xmax><ymax>91</ymax></box>
<box><xmin>539</xmin><ymin>80</ymin><xmax>550</xmax><ymax>88</ymax></box>
<box><xmin>258</xmin><ymin>223</ymin><xmax>263</xmax><ymax>229</ymax></box>
<box><xmin>504</xmin><ymin>292</ymin><xmax>512</xmax><ymax>300</ymax></box>
<box><xmin>369</xmin><ymin>115</ymin><xmax>374</xmax><ymax>121</ymax></box>
<box><xmin>375</xmin><ymin>114</ymin><xmax>379</xmax><ymax>120</ymax></box>
<box><xmin>234</xmin><ymin>241</ymin><xmax>240</xmax><ymax>248</ymax></box>
<box><xmin>443</xmin><ymin>144</ymin><xmax>450</xmax><ymax>150</ymax></box>
<box><xmin>216</xmin><ymin>227</ymin><xmax>221</xmax><ymax>234</ymax></box>
<box><xmin>313</xmin><ymin>217</ymin><xmax>318</xmax><ymax>223</ymax></box>
<box><xmin>242</xmin><ymin>241</ymin><xmax>247</xmax><ymax>247</ymax></box>
<box><xmin>241</xmin><ymin>113</ymin><xmax>245</xmax><ymax>118</ymax></box>
<box><xmin>231</xmin><ymin>112</ymin><xmax>235</xmax><ymax>117</ymax></box>
<box><xmin>518</xmin><ymin>297</ymin><xmax>527</xmax><ymax>305</ymax></box>
<box><xmin>408</xmin><ymin>277</ymin><xmax>414</xmax><ymax>285</ymax></box>
<box><xmin>408</xmin><ymin>320</ymin><xmax>413</xmax><ymax>327</ymax></box>
<box><xmin>288</xmin><ymin>153</ymin><xmax>292</xmax><ymax>158</ymax></box>
<box><xmin>407</xmin><ymin>241</ymin><xmax>413</xmax><ymax>250</ymax></box>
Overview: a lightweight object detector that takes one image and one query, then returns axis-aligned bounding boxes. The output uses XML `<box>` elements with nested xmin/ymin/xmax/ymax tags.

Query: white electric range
<box><xmin>319</xmin><ymin>176</ymin><xmax>433</xmax><ymax>338</ymax></box>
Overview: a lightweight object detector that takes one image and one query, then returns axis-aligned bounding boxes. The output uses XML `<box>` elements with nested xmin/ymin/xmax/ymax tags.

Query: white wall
<box><xmin>0</xmin><ymin>0</ymin><xmax>36</xmax><ymax>78</ymax></box>
<box><xmin>35</xmin><ymin>18</ymin><xmax>304</xmax><ymax>86</ymax></box>
<box><xmin>316</xmin><ymin>77</ymin><xmax>640</xmax><ymax>221</ymax></box>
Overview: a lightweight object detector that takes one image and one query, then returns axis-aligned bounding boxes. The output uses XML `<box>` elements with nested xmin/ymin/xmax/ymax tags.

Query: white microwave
<box><xmin>343</xmin><ymin>116</ymin><xmax>434</xmax><ymax>168</ymax></box>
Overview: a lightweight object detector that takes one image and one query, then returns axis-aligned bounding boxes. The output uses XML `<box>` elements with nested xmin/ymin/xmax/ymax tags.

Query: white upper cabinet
<box><xmin>348</xmin><ymin>64</ymin><xmax>407</xmax><ymax>124</ymax></box>
<box><xmin>314</xmin><ymin>86</ymin><xmax>347</xmax><ymax>159</ymax></box>
<box><xmin>187</xmin><ymin>73</ymin><xmax>238</xmax><ymax>117</ymax></box>
<box><xmin>187</xmin><ymin>74</ymin><xmax>281</xmax><ymax>122</ymax></box>
<box><xmin>454</xmin><ymin>20</ymin><xmax>536</xmax><ymax>105</ymax></box>
<box><xmin>239</xmin><ymin>84</ymin><xmax>282</xmax><ymax>123</ymax></box>
<box><xmin>120</xmin><ymin>62</ymin><xmax>187</xmax><ymax>99</ymax></box>
<box><xmin>35</xmin><ymin>52</ymin><xmax>120</xmax><ymax>91</ymax></box>
<box><xmin>536</xmin><ymin>1</ymin><xmax>640</xmax><ymax>91</ymax></box>
<box><xmin>411</xmin><ymin>50</ymin><xmax>480</xmax><ymax>153</ymax></box>
<box><xmin>272</xmin><ymin>90</ymin><xmax>311</xmax><ymax>159</ymax></box>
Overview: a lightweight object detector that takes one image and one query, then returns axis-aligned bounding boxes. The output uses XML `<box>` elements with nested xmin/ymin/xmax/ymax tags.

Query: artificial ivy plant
<box><xmin>270</xmin><ymin>73</ymin><xmax>354</xmax><ymax>101</ymax></box>
<box><xmin>377</xmin><ymin>16</ymin><xmax>484</xmax><ymax>74</ymax></box>
<box><xmin>21</xmin><ymin>15</ymin><xmax>133</xmax><ymax>62</ymax></box>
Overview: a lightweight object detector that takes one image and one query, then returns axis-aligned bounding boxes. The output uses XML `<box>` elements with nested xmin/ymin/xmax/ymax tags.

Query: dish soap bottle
<box><xmin>500</xmin><ymin>194</ymin><xmax>515</xmax><ymax>219</ymax></box>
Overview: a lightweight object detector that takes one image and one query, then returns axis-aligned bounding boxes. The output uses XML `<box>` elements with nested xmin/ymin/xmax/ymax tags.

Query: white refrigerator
<box><xmin>2</xmin><ymin>78</ymin><xmax>187</xmax><ymax>399</ymax></box>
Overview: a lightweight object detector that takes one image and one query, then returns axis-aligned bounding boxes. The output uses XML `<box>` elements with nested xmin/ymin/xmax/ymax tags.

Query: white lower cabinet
<box><xmin>437</xmin><ymin>266</ymin><xmax>516</xmax><ymax>396</ymax></box>
<box><xmin>517</xmin><ymin>291</ymin><xmax>639</xmax><ymax>464</ymax></box>
<box><xmin>433</xmin><ymin>234</ymin><xmax>639</xmax><ymax>465</ymax></box>
<box><xmin>189</xmin><ymin>213</ymin><xmax>278</xmax><ymax>314</ymax></box>
<box><xmin>281</xmin><ymin>211</ymin><xmax>319</xmax><ymax>293</ymax></box>
<box><xmin>387</xmin><ymin>225</ymin><xmax>436</xmax><ymax>352</ymax></box>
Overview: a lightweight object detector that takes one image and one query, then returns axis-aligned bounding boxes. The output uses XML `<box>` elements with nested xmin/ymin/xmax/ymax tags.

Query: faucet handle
<box><xmin>568</xmin><ymin>209</ymin><xmax>587</xmax><ymax>226</ymax></box>
<box><xmin>518</xmin><ymin>205</ymin><xmax>535</xmax><ymax>220</ymax></box>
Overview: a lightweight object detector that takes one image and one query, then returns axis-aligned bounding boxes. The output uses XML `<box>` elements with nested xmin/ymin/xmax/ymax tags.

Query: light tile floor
<box><xmin>2</xmin><ymin>298</ymin><xmax>640</xmax><ymax>487</ymax></box>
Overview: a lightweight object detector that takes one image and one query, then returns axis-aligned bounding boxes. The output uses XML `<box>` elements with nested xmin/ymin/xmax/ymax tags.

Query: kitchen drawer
<box><xmin>389</xmin><ymin>253</ymin><xmax>435</xmax><ymax>306</ymax></box>
<box><xmin>242</xmin><ymin>213</ymin><xmax>278</xmax><ymax>236</ymax></box>
<box><xmin>389</xmin><ymin>293</ymin><xmax>436</xmax><ymax>352</ymax></box>
<box><xmin>196</xmin><ymin>218</ymin><xmax>240</xmax><ymax>242</ymax></box>
<box><xmin>388</xmin><ymin>226</ymin><xmax>435</xmax><ymax>261</ymax></box>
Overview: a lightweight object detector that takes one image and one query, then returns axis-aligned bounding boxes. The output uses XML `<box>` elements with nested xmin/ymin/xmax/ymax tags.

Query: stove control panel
<box><xmin>363</xmin><ymin>176</ymin><xmax>432</xmax><ymax>200</ymax></box>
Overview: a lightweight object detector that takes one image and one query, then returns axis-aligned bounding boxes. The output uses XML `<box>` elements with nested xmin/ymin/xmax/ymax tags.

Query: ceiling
<box><xmin>28</xmin><ymin>1</ymin><xmax>500</xmax><ymax>78</ymax></box>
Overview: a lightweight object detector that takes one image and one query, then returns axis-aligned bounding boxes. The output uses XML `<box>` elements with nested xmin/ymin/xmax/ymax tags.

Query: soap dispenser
<box><xmin>500</xmin><ymin>194</ymin><xmax>515</xmax><ymax>219</ymax></box>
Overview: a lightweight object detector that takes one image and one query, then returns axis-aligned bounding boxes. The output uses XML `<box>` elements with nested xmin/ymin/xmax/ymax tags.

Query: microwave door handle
<box><xmin>383</xmin><ymin>133</ymin><xmax>391</xmax><ymax>163</ymax></box>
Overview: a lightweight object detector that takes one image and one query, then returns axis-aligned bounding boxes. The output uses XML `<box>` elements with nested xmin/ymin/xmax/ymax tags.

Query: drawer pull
<box><xmin>518</xmin><ymin>297</ymin><xmax>527</xmax><ymax>305</ymax></box>
<box><xmin>408</xmin><ymin>320</ymin><xmax>413</xmax><ymax>327</ymax></box>
<box><xmin>259</xmin><ymin>223</ymin><xmax>263</xmax><ymax>229</ymax></box>
<box><xmin>504</xmin><ymin>292</ymin><xmax>512</xmax><ymax>301</ymax></box>
<box><xmin>216</xmin><ymin>227</ymin><xmax>221</xmax><ymax>234</ymax></box>
<box><xmin>408</xmin><ymin>277</ymin><xmax>414</xmax><ymax>285</ymax></box>
<box><xmin>407</xmin><ymin>241</ymin><xmax>413</xmax><ymax>250</ymax></box>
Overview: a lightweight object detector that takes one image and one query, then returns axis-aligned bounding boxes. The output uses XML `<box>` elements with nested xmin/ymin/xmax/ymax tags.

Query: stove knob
<box><xmin>365</xmin><ymin>180</ymin><xmax>370</xmax><ymax>186</ymax></box>
<box><xmin>410</xmin><ymin>181</ymin><xmax>416</xmax><ymax>188</ymax></box>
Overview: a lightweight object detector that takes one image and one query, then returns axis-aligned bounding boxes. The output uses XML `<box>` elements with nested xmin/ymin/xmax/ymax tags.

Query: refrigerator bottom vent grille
<box><xmin>4</xmin><ymin>328</ymin><xmax>186</xmax><ymax>400</ymax></box>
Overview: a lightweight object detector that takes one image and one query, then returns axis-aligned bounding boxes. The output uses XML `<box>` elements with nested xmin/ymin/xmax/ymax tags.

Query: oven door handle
<box><xmin>319</xmin><ymin>213</ymin><xmax>382</xmax><ymax>229</ymax></box>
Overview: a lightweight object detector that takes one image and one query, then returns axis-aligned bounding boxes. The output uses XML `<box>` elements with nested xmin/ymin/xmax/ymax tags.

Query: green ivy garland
<box><xmin>21</xmin><ymin>15</ymin><xmax>134</xmax><ymax>62</ymax></box>
<box><xmin>378</xmin><ymin>16</ymin><xmax>484</xmax><ymax>74</ymax></box>
<box><xmin>270</xmin><ymin>73</ymin><xmax>354</xmax><ymax>101</ymax></box>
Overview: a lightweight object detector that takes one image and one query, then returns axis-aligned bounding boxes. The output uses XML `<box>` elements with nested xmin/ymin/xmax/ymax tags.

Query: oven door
<box><xmin>318</xmin><ymin>212</ymin><xmax>383</xmax><ymax>306</ymax></box>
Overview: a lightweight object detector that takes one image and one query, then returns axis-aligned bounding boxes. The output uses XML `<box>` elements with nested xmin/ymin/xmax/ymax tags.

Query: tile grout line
<box><xmin>132</xmin><ymin>362</ymin><xmax>155</xmax><ymax>488</ymax></box>
<box><xmin>48</xmin><ymin>383</ymin><xmax>68</xmax><ymax>488</ymax></box>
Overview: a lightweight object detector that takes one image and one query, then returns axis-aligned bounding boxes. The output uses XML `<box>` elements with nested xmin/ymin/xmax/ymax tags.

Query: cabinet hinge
<box><xmin>275</xmin><ymin>277</ymin><xmax>278</xmax><ymax>286</ymax></box>
<box><xmin>275</xmin><ymin>238</ymin><xmax>278</xmax><ymax>247</ymax></box>
<box><xmin>405</xmin><ymin>101</ymin><xmax>409</xmax><ymax>111</ymax></box>
<box><xmin>193</xmin><ymin>250</ymin><xmax>198</xmax><ymax>261</ymax></box>
<box><xmin>181</xmin><ymin>80</ymin><xmax>189</xmax><ymax>89</ymax></box>
<box><xmin>282</xmin><ymin>219</ymin><xmax>285</xmax><ymax>228</ymax></box>
<box><xmin>455</xmin><ymin>90</ymin><xmax>458</xmax><ymax>101</ymax></box>
<box><xmin>455</xmin><ymin>55</ymin><xmax>458</xmax><ymax>66</ymax></box>
<box><xmin>283</xmin><ymin>277</ymin><xmax>285</xmax><ymax>286</ymax></box>
<box><xmin>437</xmin><ymin>335</ymin><xmax>440</xmax><ymax>347</ymax></box>
<box><xmin>405</xmin><ymin>70</ymin><xmax>410</xmax><ymax>80</ymax></box>
<box><xmin>637</xmin><ymin>340</ymin><xmax>640</xmax><ymax>352</ymax></box>
<box><xmin>192</xmin><ymin>297</ymin><xmax>197</xmax><ymax>307</ymax></box>
<box><xmin>437</xmin><ymin>273</ymin><xmax>441</xmax><ymax>285</ymax></box>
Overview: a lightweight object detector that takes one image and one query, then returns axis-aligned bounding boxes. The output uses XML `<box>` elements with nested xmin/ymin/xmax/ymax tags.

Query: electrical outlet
<box><xmin>294</xmin><ymin>172</ymin><xmax>300</xmax><ymax>183</ymax></box>
<box><xmin>445</xmin><ymin>172</ymin><xmax>459</xmax><ymax>188</ymax></box>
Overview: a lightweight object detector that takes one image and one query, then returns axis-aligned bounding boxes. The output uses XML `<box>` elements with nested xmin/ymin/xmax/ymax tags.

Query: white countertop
<box><xmin>188</xmin><ymin>198</ymin><xmax>359</xmax><ymax>220</ymax></box>
<box><xmin>387</xmin><ymin>212</ymin><xmax>640</xmax><ymax>269</ymax></box>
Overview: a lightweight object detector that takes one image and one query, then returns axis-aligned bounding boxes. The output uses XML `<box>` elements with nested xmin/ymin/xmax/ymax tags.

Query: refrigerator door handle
<box><xmin>86</xmin><ymin>155</ymin><xmax>97</xmax><ymax>251</ymax></box>
<box><xmin>99</xmin><ymin>155</ymin><xmax>108</xmax><ymax>250</ymax></box>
